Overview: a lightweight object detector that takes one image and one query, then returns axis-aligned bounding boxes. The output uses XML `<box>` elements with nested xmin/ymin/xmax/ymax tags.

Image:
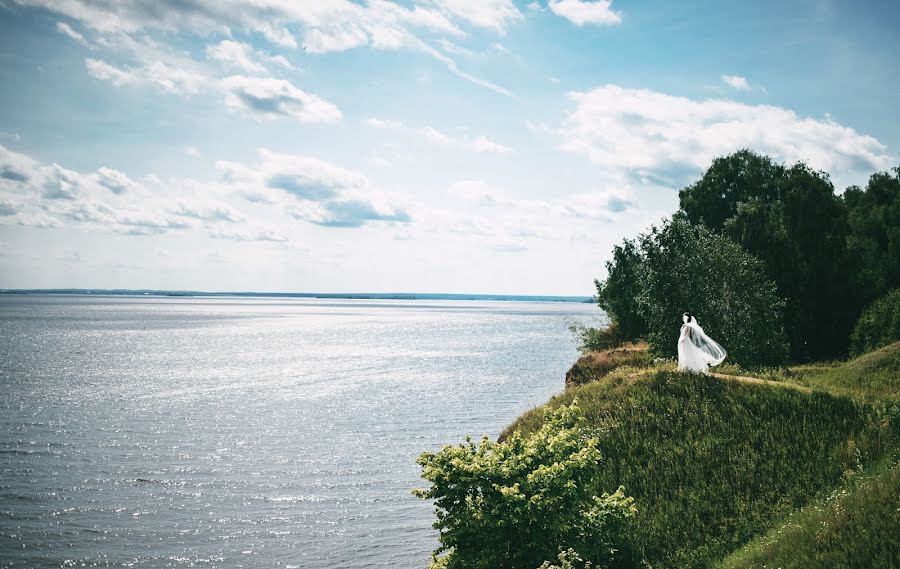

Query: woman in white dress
<box><xmin>677</xmin><ymin>312</ymin><xmax>727</xmax><ymax>374</ymax></box>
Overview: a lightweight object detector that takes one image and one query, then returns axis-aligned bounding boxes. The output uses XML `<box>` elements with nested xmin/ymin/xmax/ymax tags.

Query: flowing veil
<box><xmin>685</xmin><ymin>320</ymin><xmax>726</xmax><ymax>366</ymax></box>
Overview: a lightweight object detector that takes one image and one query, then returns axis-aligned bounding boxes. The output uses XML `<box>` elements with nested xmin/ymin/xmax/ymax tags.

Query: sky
<box><xmin>0</xmin><ymin>0</ymin><xmax>897</xmax><ymax>295</ymax></box>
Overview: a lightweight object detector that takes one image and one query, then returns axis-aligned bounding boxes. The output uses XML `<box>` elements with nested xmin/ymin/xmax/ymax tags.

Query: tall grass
<box><xmin>501</xmin><ymin>370</ymin><xmax>899</xmax><ymax>568</ymax></box>
<box><xmin>718</xmin><ymin>459</ymin><xmax>900</xmax><ymax>568</ymax></box>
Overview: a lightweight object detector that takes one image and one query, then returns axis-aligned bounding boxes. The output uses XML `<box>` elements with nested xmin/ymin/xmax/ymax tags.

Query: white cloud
<box><xmin>0</xmin><ymin>144</ymin><xmax>249</xmax><ymax>236</ymax></box>
<box><xmin>721</xmin><ymin>74</ymin><xmax>751</xmax><ymax>91</ymax></box>
<box><xmin>558</xmin><ymin>84</ymin><xmax>891</xmax><ymax>182</ymax></box>
<box><xmin>428</xmin><ymin>0</ymin><xmax>522</xmax><ymax>33</ymax></box>
<box><xmin>85</xmin><ymin>57</ymin><xmax>207</xmax><ymax>94</ymax></box>
<box><xmin>185</xmin><ymin>146</ymin><xmax>201</xmax><ymax>157</ymax></box>
<box><xmin>215</xmin><ymin>148</ymin><xmax>411</xmax><ymax>228</ymax></box>
<box><xmin>548</xmin><ymin>0</ymin><xmax>622</xmax><ymax>26</ymax></box>
<box><xmin>56</xmin><ymin>21</ymin><xmax>88</xmax><ymax>46</ymax></box>
<box><xmin>96</xmin><ymin>167</ymin><xmax>140</xmax><ymax>194</ymax></box>
<box><xmin>221</xmin><ymin>76</ymin><xmax>341</xmax><ymax>123</ymax></box>
<box><xmin>366</xmin><ymin>118</ymin><xmax>512</xmax><ymax>153</ymax></box>
<box><xmin>207</xmin><ymin>40</ymin><xmax>267</xmax><ymax>73</ymax></box>
<box><xmin>206</xmin><ymin>40</ymin><xmax>295</xmax><ymax>73</ymax></box>
<box><xmin>21</xmin><ymin>0</ymin><xmax>512</xmax><ymax>98</ymax></box>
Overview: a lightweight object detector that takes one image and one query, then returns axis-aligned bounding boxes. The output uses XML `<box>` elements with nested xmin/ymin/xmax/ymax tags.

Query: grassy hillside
<box><xmin>500</xmin><ymin>350</ymin><xmax>899</xmax><ymax>568</ymax></box>
<box><xmin>718</xmin><ymin>459</ymin><xmax>900</xmax><ymax>568</ymax></box>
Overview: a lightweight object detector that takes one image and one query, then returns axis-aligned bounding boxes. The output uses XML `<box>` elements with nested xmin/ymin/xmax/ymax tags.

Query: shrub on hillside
<box><xmin>565</xmin><ymin>344</ymin><xmax>651</xmax><ymax>388</ymax></box>
<box><xmin>414</xmin><ymin>401</ymin><xmax>637</xmax><ymax>569</ymax></box>
<box><xmin>567</xmin><ymin>320</ymin><xmax>625</xmax><ymax>353</ymax></box>
<box><xmin>637</xmin><ymin>218</ymin><xmax>790</xmax><ymax>368</ymax></box>
<box><xmin>850</xmin><ymin>289</ymin><xmax>900</xmax><ymax>356</ymax></box>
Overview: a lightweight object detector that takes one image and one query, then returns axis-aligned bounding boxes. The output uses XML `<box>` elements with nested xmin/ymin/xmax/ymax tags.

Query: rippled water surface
<box><xmin>0</xmin><ymin>295</ymin><xmax>599</xmax><ymax>568</ymax></box>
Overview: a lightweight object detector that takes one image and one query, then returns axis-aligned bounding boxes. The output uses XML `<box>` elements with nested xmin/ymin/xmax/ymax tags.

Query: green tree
<box><xmin>595</xmin><ymin>238</ymin><xmax>647</xmax><ymax>343</ymax></box>
<box><xmin>849</xmin><ymin>289</ymin><xmax>900</xmax><ymax>356</ymax></box>
<box><xmin>843</xmin><ymin>165</ymin><xmax>900</xmax><ymax>310</ymax></box>
<box><xmin>636</xmin><ymin>218</ymin><xmax>789</xmax><ymax>368</ymax></box>
<box><xmin>680</xmin><ymin>150</ymin><xmax>852</xmax><ymax>361</ymax></box>
<box><xmin>414</xmin><ymin>401</ymin><xmax>637</xmax><ymax>569</ymax></box>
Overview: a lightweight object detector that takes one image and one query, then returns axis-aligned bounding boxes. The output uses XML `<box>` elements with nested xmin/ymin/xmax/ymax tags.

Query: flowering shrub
<box><xmin>414</xmin><ymin>401</ymin><xmax>636</xmax><ymax>569</ymax></box>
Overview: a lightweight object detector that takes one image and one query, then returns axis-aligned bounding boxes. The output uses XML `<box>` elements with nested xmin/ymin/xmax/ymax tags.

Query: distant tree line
<box><xmin>595</xmin><ymin>150</ymin><xmax>899</xmax><ymax>366</ymax></box>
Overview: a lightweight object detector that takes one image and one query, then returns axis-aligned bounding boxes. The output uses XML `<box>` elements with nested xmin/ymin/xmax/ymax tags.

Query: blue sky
<box><xmin>0</xmin><ymin>0</ymin><xmax>897</xmax><ymax>295</ymax></box>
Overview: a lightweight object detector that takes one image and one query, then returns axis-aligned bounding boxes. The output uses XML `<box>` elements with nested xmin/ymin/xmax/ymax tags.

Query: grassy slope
<box><xmin>714</xmin><ymin>341</ymin><xmax>900</xmax><ymax>403</ymax></box>
<box><xmin>718</xmin><ymin>460</ymin><xmax>900</xmax><ymax>569</ymax></box>
<box><xmin>501</xmin><ymin>344</ymin><xmax>900</xmax><ymax>568</ymax></box>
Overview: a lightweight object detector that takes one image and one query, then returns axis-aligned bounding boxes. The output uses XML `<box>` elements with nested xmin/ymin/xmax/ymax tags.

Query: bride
<box><xmin>677</xmin><ymin>312</ymin><xmax>726</xmax><ymax>374</ymax></box>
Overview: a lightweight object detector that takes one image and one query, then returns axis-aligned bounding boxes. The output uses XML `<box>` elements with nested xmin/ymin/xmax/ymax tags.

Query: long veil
<box><xmin>686</xmin><ymin>320</ymin><xmax>726</xmax><ymax>366</ymax></box>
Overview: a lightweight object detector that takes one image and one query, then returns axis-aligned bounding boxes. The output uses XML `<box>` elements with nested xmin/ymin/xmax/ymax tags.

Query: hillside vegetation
<box><xmin>499</xmin><ymin>343</ymin><xmax>900</xmax><ymax>568</ymax></box>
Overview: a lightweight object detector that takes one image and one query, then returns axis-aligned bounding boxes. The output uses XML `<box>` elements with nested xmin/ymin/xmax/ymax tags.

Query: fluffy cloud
<box><xmin>366</xmin><ymin>118</ymin><xmax>512</xmax><ymax>153</ymax></box>
<box><xmin>19</xmin><ymin>0</ymin><xmax>511</xmax><ymax>97</ymax></box>
<box><xmin>86</xmin><ymin>57</ymin><xmax>207</xmax><ymax>94</ymax></box>
<box><xmin>219</xmin><ymin>149</ymin><xmax>411</xmax><ymax>228</ymax></box>
<box><xmin>0</xmin><ymin>144</ymin><xmax>244</xmax><ymax>236</ymax></box>
<box><xmin>222</xmin><ymin>76</ymin><xmax>342</xmax><ymax>123</ymax></box>
<box><xmin>548</xmin><ymin>0</ymin><xmax>622</xmax><ymax>26</ymax></box>
<box><xmin>207</xmin><ymin>40</ymin><xmax>267</xmax><ymax>73</ymax></box>
<box><xmin>206</xmin><ymin>40</ymin><xmax>293</xmax><ymax>73</ymax></box>
<box><xmin>721</xmin><ymin>74</ymin><xmax>751</xmax><ymax>91</ymax></box>
<box><xmin>558</xmin><ymin>85</ymin><xmax>891</xmax><ymax>183</ymax></box>
<box><xmin>428</xmin><ymin>0</ymin><xmax>522</xmax><ymax>33</ymax></box>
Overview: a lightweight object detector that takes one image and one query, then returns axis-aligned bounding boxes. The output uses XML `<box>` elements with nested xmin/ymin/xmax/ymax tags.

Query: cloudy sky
<box><xmin>0</xmin><ymin>0</ymin><xmax>897</xmax><ymax>295</ymax></box>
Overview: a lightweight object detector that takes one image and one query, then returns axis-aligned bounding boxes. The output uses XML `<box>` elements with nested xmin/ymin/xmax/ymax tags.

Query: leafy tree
<box><xmin>595</xmin><ymin>239</ymin><xmax>647</xmax><ymax>343</ymax></box>
<box><xmin>636</xmin><ymin>218</ymin><xmax>789</xmax><ymax>368</ymax></box>
<box><xmin>414</xmin><ymin>401</ymin><xmax>637</xmax><ymax>569</ymax></box>
<box><xmin>843</xmin><ymin>165</ymin><xmax>900</xmax><ymax>310</ymax></box>
<box><xmin>680</xmin><ymin>150</ymin><xmax>852</xmax><ymax>361</ymax></box>
<box><xmin>849</xmin><ymin>289</ymin><xmax>900</xmax><ymax>356</ymax></box>
<box><xmin>678</xmin><ymin>149</ymin><xmax>783</xmax><ymax>231</ymax></box>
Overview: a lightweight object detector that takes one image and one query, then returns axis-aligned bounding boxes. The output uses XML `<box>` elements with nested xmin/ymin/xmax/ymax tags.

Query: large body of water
<box><xmin>0</xmin><ymin>295</ymin><xmax>600</xmax><ymax>568</ymax></box>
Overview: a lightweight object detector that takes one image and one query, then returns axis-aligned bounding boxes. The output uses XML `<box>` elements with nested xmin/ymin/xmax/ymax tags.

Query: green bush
<box><xmin>850</xmin><ymin>289</ymin><xmax>900</xmax><ymax>357</ymax></box>
<box><xmin>414</xmin><ymin>401</ymin><xmax>637</xmax><ymax>569</ymax></box>
<box><xmin>565</xmin><ymin>344</ymin><xmax>652</xmax><ymax>388</ymax></box>
<box><xmin>567</xmin><ymin>320</ymin><xmax>625</xmax><ymax>353</ymax></box>
<box><xmin>637</xmin><ymin>217</ymin><xmax>790</xmax><ymax>368</ymax></box>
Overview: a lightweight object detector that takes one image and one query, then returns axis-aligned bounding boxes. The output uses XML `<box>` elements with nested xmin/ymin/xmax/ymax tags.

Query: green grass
<box><xmin>501</xmin><ymin>369</ymin><xmax>899</xmax><ymax>568</ymax></box>
<box><xmin>713</xmin><ymin>342</ymin><xmax>900</xmax><ymax>403</ymax></box>
<box><xmin>718</xmin><ymin>459</ymin><xmax>900</xmax><ymax>569</ymax></box>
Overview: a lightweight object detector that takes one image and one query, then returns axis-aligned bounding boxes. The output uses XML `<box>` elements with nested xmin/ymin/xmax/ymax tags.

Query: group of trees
<box><xmin>597</xmin><ymin>150</ymin><xmax>899</xmax><ymax>366</ymax></box>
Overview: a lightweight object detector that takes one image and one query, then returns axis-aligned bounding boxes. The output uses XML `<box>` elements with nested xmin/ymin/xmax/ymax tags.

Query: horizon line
<box><xmin>0</xmin><ymin>288</ymin><xmax>596</xmax><ymax>302</ymax></box>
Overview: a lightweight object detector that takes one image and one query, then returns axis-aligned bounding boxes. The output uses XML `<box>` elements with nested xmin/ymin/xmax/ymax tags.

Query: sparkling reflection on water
<box><xmin>0</xmin><ymin>295</ymin><xmax>599</xmax><ymax>568</ymax></box>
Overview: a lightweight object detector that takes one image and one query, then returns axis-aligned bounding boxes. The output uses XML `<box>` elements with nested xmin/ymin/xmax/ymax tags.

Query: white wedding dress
<box><xmin>677</xmin><ymin>320</ymin><xmax>726</xmax><ymax>374</ymax></box>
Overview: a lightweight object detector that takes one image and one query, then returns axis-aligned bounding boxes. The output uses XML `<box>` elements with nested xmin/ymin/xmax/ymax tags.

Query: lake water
<box><xmin>0</xmin><ymin>295</ymin><xmax>599</xmax><ymax>568</ymax></box>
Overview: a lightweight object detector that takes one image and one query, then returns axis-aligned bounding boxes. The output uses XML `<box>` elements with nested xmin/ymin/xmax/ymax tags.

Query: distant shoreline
<box><xmin>0</xmin><ymin>289</ymin><xmax>595</xmax><ymax>303</ymax></box>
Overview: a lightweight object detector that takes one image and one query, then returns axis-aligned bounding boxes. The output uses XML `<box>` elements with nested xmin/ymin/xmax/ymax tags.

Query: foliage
<box><xmin>565</xmin><ymin>343</ymin><xmax>652</xmax><ymax>388</ymax></box>
<box><xmin>636</xmin><ymin>217</ymin><xmax>789</xmax><ymax>368</ymax></box>
<box><xmin>567</xmin><ymin>319</ymin><xmax>626</xmax><ymax>353</ymax></box>
<box><xmin>414</xmin><ymin>401</ymin><xmax>638</xmax><ymax>569</ymax></box>
<box><xmin>502</xmin><ymin>369</ymin><xmax>899</xmax><ymax>569</ymax></box>
<box><xmin>595</xmin><ymin>239</ymin><xmax>648</xmax><ymax>342</ymax></box>
<box><xmin>679</xmin><ymin>150</ymin><xmax>856</xmax><ymax>361</ymax></box>
<box><xmin>678</xmin><ymin>149</ymin><xmax>784</xmax><ymax>232</ymax></box>
<box><xmin>850</xmin><ymin>289</ymin><xmax>900</xmax><ymax>357</ymax></box>
<box><xmin>843</xmin><ymin>166</ymin><xmax>900</xmax><ymax>310</ymax></box>
<box><xmin>718</xmin><ymin>460</ymin><xmax>900</xmax><ymax>569</ymax></box>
